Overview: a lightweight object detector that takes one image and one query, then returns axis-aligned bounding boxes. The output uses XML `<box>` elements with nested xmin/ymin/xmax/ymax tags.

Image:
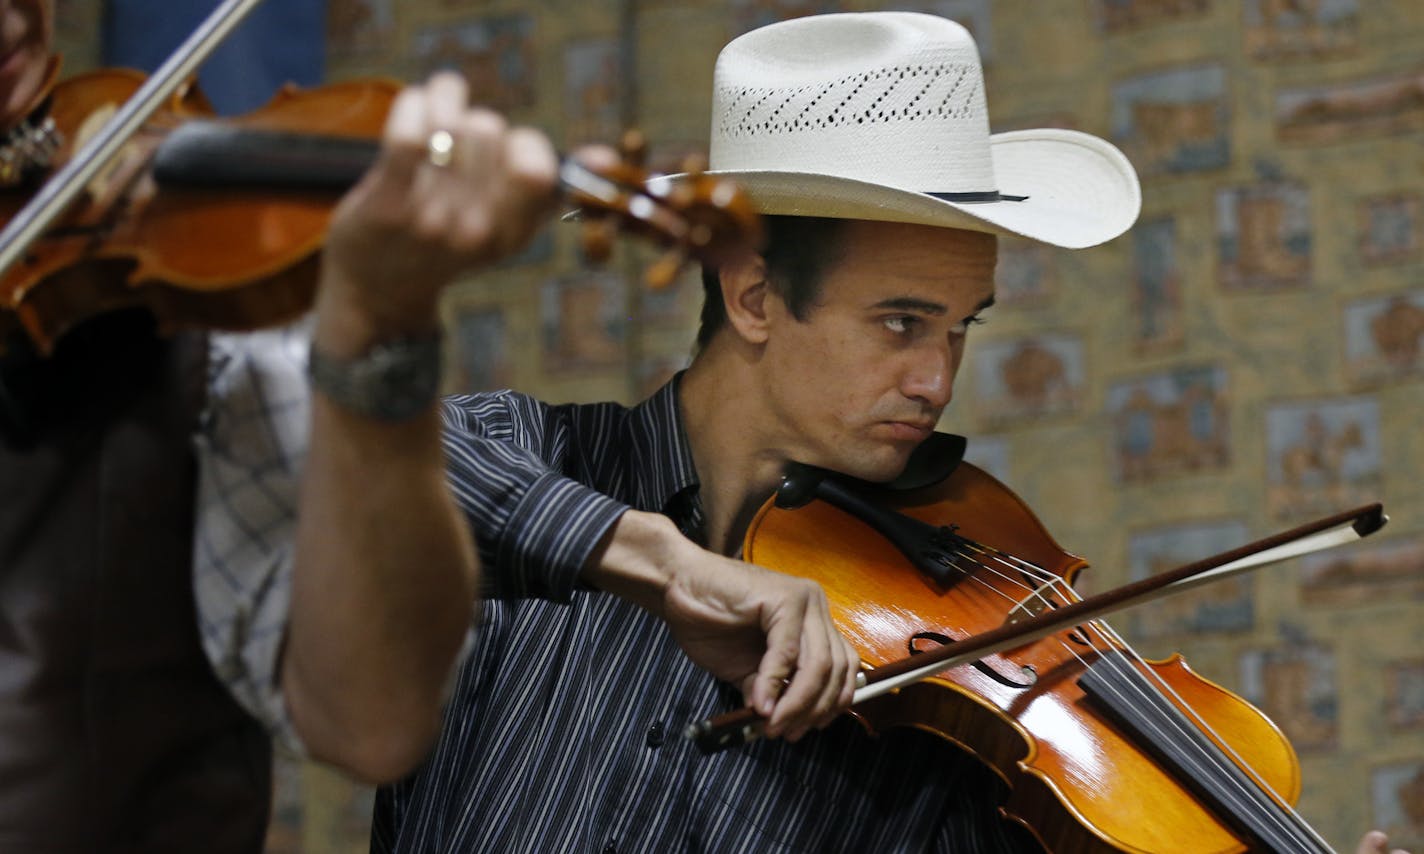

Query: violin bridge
<box><xmin>1004</xmin><ymin>578</ymin><xmax>1072</xmax><ymax>626</ymax></box>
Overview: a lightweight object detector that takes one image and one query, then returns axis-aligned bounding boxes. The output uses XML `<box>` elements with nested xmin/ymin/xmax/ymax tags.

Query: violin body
<box><xmin>0</xmin><ymin>70</ymin><xmax>398</xmax><ymax>353</ymax></box>
<box><xmin>744</xmin><ymin>461</ymin><xmax>1303</xmax><ymax>854</ymax></box>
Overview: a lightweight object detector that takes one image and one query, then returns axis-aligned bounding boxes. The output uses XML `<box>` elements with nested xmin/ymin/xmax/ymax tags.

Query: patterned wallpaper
<box><xmin>939</xmin><ymin>4</ymin><xmax>1424</xmax><ymax>850</ymax></box>
<box><xmin>62</xmin><ymin>0</ymin><xmax>1424</xmax><ymax>850</ymax></box>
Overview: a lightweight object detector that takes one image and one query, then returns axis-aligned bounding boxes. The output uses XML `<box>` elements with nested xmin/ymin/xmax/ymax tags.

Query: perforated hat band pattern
<box><xmin>717</xmin><ymin>63</ymin><xmax>982</xmax><ymax>136</ymax></box>
<box><xmin>710</xmin><ymin>61</ymin><xmax>1011</xmax><ymax>197</ymax></box>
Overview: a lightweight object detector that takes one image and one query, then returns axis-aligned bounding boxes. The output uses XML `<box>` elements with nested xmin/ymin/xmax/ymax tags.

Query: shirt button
<box><xmin>645</xmin><ymin>720</ymin><xmax>666</xmax><ymax>748</ymax></box>
<box><xmin>601</xmin><ymin>844</ymin><xmax>617</xmax><ymax>854</ymax></box>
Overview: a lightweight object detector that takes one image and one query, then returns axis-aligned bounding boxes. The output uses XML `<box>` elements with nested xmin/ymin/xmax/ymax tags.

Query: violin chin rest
<box><xmin>885</xmin><ymin>432</ymin><xmax>967</xmax><ymax>491</ymax></box>
<box><xmin>775</xmin><ymin>432</ymin><xmax>967</xmax><ymax>510</ymax></box>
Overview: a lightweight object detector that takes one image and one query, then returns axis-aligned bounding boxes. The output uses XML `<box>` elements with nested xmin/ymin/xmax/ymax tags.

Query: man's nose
<box><xmin>903</xmin><ymin>346</ymin><xmax>954</xmax><ymax>409</ymax></box>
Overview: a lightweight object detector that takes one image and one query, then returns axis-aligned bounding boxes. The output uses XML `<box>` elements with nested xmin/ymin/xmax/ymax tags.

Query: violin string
<box><xmin>1009</xmin><ymin>598</ymin><xmax>1320</xmax><ymax>849</ymax></box>
<box><xmin>1028</xmin><ymin>586</ymin><xmax>1328</xmax><ymax>849</ymax></box>
<box><xmin>938</xmin><ymin>540</ymin><xmax>1316</xmax><ymax>843</ymax></box>
<box><xmin>973</xmin><ymin>542</ymin><xmax>1322</xmax><ymax>849</ymax></box>
<box><xmin>1085</xmin><ymin>620</ymin><xmax>1331</xmax><ymax>850</ymax></box>
<box><xmin>938</xmin><ymin>536</ymin><xmax>1327</xmax><ymax>850</ymax></box>
<box><xmin>938</xmin><ymin>536</ymin><xmax>1041</xmax><ymax>598</ymax></box>
<box><xmin>1050</xmin><ymin>633</ymin><xmax>1317</xmax><ymax>849</ymax></box>
<box><xmin>1088</xmin><ymin>656</ymin><xmax>1307</xmax><ymax>849</ymax></box>
<box><xmin>932</xmin><ymin>544</ymin><xmax>1300</xmax><ymax>840</ymax></box>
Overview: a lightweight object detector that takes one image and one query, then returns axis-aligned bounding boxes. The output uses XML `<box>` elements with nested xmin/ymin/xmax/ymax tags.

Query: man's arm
<box><xmin>282</xmin><ymin>73</ymin><xmax>559</xmax><ymax>782</ymax></box>
<box><xmin>586</xmin><ymin>510</ymin><xmax>859</xmax><ymax>741</ymax></box>
<box><xmin>436</xmin><ymin>396</ymin><xmax>859</xmax><ymax>740</ymax></box>
<box><xmin>280</xmin><ymin>71</ymin><xmax>860</xmax><ymax>780</ymax></box>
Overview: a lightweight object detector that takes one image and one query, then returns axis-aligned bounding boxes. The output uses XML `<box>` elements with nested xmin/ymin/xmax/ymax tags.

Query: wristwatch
<box><xmin>307</xmin><ymin>334</ymin><xmax>443</xmax><ymax>421</ymax></box>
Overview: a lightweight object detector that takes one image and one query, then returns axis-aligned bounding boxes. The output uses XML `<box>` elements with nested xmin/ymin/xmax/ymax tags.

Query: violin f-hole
<box><xmin>908</xmin><ymin>631</ymin><xmax>1036</xmax><ymax>689</ymax></box>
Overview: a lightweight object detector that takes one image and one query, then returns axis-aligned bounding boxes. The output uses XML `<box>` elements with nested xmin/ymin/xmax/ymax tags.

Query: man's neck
<box><xmin>677</xmin><ymin>338</ymin><xmax>788</xmax><ymax>557</ymax></box>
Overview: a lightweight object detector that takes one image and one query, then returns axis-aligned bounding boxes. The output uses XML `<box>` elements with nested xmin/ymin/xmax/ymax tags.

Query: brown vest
<box><xmin>0</xmin><ymin>315</ymin><xmax>271</xmax><ymax>852</ymax></box>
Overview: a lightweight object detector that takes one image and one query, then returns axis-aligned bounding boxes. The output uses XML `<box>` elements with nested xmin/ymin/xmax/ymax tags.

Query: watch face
<box><xmin>309</xmin><ymin>335</ymin><xmax>442</xmax><ymax>421</ymax></box>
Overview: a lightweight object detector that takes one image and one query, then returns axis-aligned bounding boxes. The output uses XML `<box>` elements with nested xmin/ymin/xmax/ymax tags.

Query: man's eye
<box><xmin>884</xmin><ymin>315</ymin><xmax>918</xmax><ymax>334</ymax></box>
<box><xmin>951</xmin><ymin>314</ymin><xmax>988</xmax><ymax>335</ymax></box>
<box><xmin>882</xmin><ymin>314</ymin><xmax>928</xmax><ymax>335</ymax></box>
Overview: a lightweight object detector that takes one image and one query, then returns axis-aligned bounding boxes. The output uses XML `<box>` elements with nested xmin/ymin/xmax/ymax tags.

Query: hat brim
<box><xmin>647</xmin><ymin>128</ymin><xmax>1140</xmax><ymax>250</ymax></box>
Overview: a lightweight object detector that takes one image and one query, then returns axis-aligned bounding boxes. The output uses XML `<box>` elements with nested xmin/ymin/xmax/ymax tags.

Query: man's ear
<box><xmin>719</xmin><ymin>251</ymin><xmax>772</xmax><ymax>345</ymax></box>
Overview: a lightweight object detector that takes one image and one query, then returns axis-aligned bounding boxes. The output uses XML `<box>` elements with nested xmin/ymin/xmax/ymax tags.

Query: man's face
<box><xmin>0</xmin><ymin>0</ymin><xmax>51</xmax><ymax>129</ymax></box>
<box><xmin>759</xmin><ymin>220</ymin><xmax>996</xmax><ymax>483</ymax></box>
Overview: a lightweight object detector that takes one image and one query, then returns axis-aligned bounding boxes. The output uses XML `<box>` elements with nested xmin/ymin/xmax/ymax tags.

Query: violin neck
<box><xmin>152</xmin><ymin>122</ymin><xmax>606</xmax><ymax>199</ymax></box>
<box><xmin>152</xmin><ymin>122</ymin><xmax>378</xmax><ymax>191</ymax></box>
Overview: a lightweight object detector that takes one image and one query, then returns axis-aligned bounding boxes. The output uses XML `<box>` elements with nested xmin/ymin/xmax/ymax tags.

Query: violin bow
<box><xmin>0</xmin><ymin>0</ymin><xmax>268</xmax><ymax>286</ymax></box>
<box><xmin>687</xmin><ymin>502</ymin><xmax>1387</xmax><ymax>753</ymax></box>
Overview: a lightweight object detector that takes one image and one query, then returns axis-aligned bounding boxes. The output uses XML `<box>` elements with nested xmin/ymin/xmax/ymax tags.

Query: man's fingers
<box><xmin>816</xmin><ymin>627</ymin><xmax>857</xmax><ymax>730</ymax></box>
<box><xmin>757</xmin><ymin>582</ymin><xmax>857</xmax><ymax>740</ymax></box>
<box><xmin>768</xmin><ymin>619</ymin><xmax>832</xmax><ymax>738</ymax></box>
<box><xmin>486</xmin><ymin>126</ymin><xmax>561</xmax><ymax>256</ymax></box>
<box><xmin>804</xmin><ymin>605</ymin><xmax>847</xmax><ymax>729</ymax></box>
<box><xmin>838</xmin><ymin>636</ymin><xmax>859</xmax><ymax>709</ymax></box>
<box><xmin>1354</xmin><ymin>831</ymin><xmax>1410</xmax><ymax>854</ymax></box>
<box><xmin>752</xmin><ymin>600</ymin><xmax>802</xmax><ymax>719</ymax></box>
<box><xmin>452</xmin><ymin>108</ymin><xmax>507</xmax><ymax>186</ymax></box>
<box><xmin>363</xmin><ymin>86</ymin><xmax>428</xmax><ymax>203</ymax></box>
<box><xmin>570</xmin><ymin>143</ymin><xmax>619</xmax><ymax>173</ymax></box>
<box><xmin>365</xmin><ymin>72</ymin><xmax>477</xmax><ymax>197</ymax></box>
<box><xmin>506</xmin><ymin>127</ymin><xmax>559</xmax><ymax>196</ymax></box>
<box><xmin>422</xmin><ymin>71</ymin><xmax>470</xmax><ymax>129</ymax></box>
<box><xmin>344</xmin><ymin>73</ymin><xmax>561</xmax><ymax>266</ymax></box>
<box><xmin>658</xmin><ymin>554</ymin><xmax>859</xmax><ymax>745</ymax></box>
<box><xmin>434</xmin><ymin>109</ymin><xmax>505</xmax><ymax>251</ymax></box>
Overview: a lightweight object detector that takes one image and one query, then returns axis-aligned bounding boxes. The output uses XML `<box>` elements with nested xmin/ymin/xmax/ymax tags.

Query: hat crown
<box><xmin>710</xmin><ymin>13</ymin><xmax>995</xmax><ymax>194</ymax></box>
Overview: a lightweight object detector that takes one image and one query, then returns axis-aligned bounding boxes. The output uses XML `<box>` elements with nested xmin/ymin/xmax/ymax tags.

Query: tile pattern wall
<box><xmin>64</xmin><ymin>1</ymin><xmax>1424</xmax><ymax>850</ymax></box>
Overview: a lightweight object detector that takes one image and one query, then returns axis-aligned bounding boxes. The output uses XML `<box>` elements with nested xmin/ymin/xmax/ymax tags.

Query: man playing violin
<box><xmin>0</xmin><ymin>0</ymin><xmax>489</xmax><ymax>849</ymax></box>
<box><xmin>0</xmin><ymin>4</ymin><xmax>835</xmax><ymax>849</ymax></box>
<box><xmin>0</xmin><ymin>0</ymin><xmax>275</xmax><ymax>851</ymax></box>
<box><xmin>261</xmin><ymin>11</ymin><xmax>1409</xmax><ymax>854</ymax></box>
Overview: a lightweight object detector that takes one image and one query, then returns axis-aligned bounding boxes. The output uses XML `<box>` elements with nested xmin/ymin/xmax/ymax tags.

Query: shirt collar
<box><xmin>628</xmin><ymin>371</ymin><xmax>701</xmax><ymax>517</ymax></box>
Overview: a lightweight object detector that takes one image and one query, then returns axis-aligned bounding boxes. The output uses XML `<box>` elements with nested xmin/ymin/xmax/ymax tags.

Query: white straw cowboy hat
<box><xmin>656</xmin><ymin>12</ymin><xmax>1140</xmax><ymax>249</ymax></box>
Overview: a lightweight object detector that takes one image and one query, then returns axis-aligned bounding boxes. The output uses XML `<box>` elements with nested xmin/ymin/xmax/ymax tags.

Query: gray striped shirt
<box><xmin>372</xmin><ymin>378</ymin><xmax>1037</xmax><ymax>853</ymax></box>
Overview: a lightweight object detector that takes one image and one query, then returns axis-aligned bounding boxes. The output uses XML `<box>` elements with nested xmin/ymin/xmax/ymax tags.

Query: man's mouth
<box><xmin>880</xmin><ymin>421</ymin><xmax>935</xmax><ymax>441</ymax></box>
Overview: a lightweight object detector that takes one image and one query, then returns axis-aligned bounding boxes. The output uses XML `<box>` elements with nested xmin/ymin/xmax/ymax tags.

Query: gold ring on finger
<box><xmin>426</xmin><ymin>129</ymin><xmax>455</xmax><ymax>168</ymax></box>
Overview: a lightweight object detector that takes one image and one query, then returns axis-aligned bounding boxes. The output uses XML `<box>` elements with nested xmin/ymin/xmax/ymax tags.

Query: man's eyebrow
<box><xmin>870</xmin><ymin>297</ymin><xmax>947</xmax><ymax>315</ymax></box>
<box><xmin>868</xmin><ymin>294</ymin><xmax>996</xmax><ymax>316</ymax></box>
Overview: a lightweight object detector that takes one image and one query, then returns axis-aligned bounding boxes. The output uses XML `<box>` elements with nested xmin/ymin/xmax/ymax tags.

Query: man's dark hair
<box><xmin>696</xmin><ymin>216</ymin><xmax>848</xmax><ymax>350</ymax></box>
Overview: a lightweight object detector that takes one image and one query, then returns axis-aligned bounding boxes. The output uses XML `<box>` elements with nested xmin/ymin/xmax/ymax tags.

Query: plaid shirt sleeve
<box><xmin>192</xmin><ymin>323</ymin><xmax>314</xmax><ymax>756</ymax></box>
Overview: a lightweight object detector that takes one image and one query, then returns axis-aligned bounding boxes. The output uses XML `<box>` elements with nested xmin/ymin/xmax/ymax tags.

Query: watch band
<box><xmin>307</xmin><ymin>333</ymin><xmax>443</xmax><ymax>421</ymax></box>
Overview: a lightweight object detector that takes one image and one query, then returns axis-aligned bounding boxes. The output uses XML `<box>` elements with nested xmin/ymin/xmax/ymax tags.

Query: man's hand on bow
<box><xmin>587</xmin><ymin>509</ymin><xmax>860</xmax><ymax>741</ymax></box>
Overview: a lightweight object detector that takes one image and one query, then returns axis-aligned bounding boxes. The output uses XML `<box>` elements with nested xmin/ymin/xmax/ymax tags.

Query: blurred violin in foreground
<box><xmin>0</xmin><ymin>0</ymin><xmax>760</xmax><ymax>356</ymax></box>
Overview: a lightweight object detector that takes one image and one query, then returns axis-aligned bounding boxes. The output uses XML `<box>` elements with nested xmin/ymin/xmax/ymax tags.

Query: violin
<box><xmin>691</xmin><ymin>438</ymin><xmax>1385</xmax><ymax>853</ymax></box>
<box><xmin>0</xmin><ymin>67</ymin><xmax>357</xmax><ymax>352</ymax></box>
<box><xmin>0</xmin><ymin>2</ymin><xmax>760</xmax><ymax>356</ymax></box>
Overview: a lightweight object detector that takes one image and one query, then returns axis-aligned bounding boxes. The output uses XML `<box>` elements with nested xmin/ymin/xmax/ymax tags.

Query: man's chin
<box><xmin>826</xmin><ymin>446</ymin><xmax>915</xmax><ymax>484</ymax></box>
